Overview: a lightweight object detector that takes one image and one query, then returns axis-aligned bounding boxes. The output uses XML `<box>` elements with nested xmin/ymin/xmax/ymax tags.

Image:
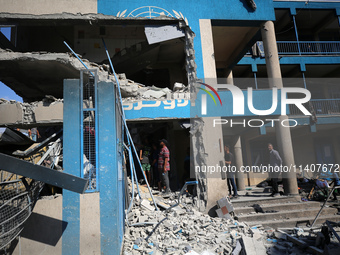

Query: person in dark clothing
<box><xmin>158</xmin><ymin>139</ymin><xmax>171</xmax><ymax>194</ymax></box>
<box><xmin>225</xmin><ymin>145</ymin><xmax>238</xmax><ymax>198</ymax></box>
<box><xmin>268</xmin><ymin>143</ymin><xmax>282</xmax><ymax>197</ymax></box>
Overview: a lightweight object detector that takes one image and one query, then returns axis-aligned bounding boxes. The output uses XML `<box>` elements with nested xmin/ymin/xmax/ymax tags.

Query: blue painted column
<box><xmin>62</xmin><ymin>79</ymin><xmax>81</xmax><ymax>255</ymax></box>
<box><xmin>191</xmin><ymin>19</ymin><xmax>204</xmax><ymax>79</ymax></box>
<box><xmin>97</xmin><ymin>81</ymin><xmax>122</xmax><ymax>253</ymax></box>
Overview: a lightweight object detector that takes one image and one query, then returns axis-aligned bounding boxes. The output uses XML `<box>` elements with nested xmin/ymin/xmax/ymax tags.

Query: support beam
<box><xmin>226</xmin><ymin>71</ymin><xmax>246</xmax><ymax>191</ymax></box>
<box><xmin>261</xmin><ymin>20</ymin><xmax>299</xmax><ymax>196</ymax></box>
<box><xmin>198</xmin><ymin>19</ymin><xmax>228</xmax><ymax>213</ymax></box>
<box><xmin>0</xmin><ymin>153</ymin><xmax>88</xmax><ymax>194</ymax></box>
<box><xmin>234</xmin><ymin>136</ymin><xmax>246</xmax><ymax>191</ymax></box>
<box><xmin>199</xmin><ymin>19</ymin><xmax>217</xmax><ymax>82</ymax></box>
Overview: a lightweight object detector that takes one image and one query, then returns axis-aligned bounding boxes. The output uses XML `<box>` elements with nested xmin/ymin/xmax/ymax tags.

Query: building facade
<box><xmin>0</xmin><ymin>0</ymin><xmax>340</xmax><ymax>254</ymax></box>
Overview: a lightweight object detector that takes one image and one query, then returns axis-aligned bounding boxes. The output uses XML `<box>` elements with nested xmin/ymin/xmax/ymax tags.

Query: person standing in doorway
<box><xmin>268</xmin><ymin>143</ymin><xmax>282</xmax><ymax>197</ymax></box>
<box><xmin>225</xmin><ymin>145</ymin><xmax>238</xmax><ymax>199</ymax></box>
<box><xmin>140</xmin><ymin>138</ymin><xmax>152</xmax><ymax>186</ymax></box>
<box><xmin>158</xmin><ymin>139</ymin><xmax>171</xmax><ymax>194</ymax></box>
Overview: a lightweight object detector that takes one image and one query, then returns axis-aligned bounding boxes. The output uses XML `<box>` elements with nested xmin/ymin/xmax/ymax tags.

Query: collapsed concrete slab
<box><xmin>0</xmin><ymin>98</ymin><xmax>63</xmax><ymax>127</ymax></box>
<box><xmin>0</xmin><ymin>73</ymin><xmax>190</xmax><ymax>126</ymax></box>
<box><xmin>0</xmin><ymin>50</ymin><xmax>86</xmax><ymax>101</ymax></box>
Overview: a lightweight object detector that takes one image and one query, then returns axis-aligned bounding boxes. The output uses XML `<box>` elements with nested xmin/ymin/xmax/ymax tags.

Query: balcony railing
<box><xmin>289</xmin><ymin>99</ymin><xmax>340</xmax><ymax>115</ymax></box>
<box><xmin>277</xmin><ymin>41</ymin><xmax>340</xmax><ymax>55</ymax></box>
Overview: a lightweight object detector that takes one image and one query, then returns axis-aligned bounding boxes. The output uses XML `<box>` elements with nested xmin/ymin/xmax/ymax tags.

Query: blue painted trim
<box><xmin>238</xmin><ymin>56</ymin><xmax>340</xmax><ymax>65</ymax></box>
<box><xmin>94</xmin><ymin>74</ymin><xmax>100</xmax><ymax>192</ymax></box>
<box><xmin>274</xmin><ymin>1</ymin><xmax>340</xmax><ymax>10</ymax></box>
<box><xmin>62</xmin><ymin>79</ymin><xmax>81</xmax><ymax>255</ymax></box>
<box><xmin>260</xmin><ymin>125</ymin><xmax>267</xmax><ymax>135</ymax></box>
<box><xmin>80</xmin><ymin>74</ymin><xmax>84</xmax><ymax>180</ymax></box>
<box><xmin>310</xmin><ymin>123</ymin><xmax>317</xmax><ymax>133</ymax></box>
<box><xmin>251</xmin><ymin>63</ymin><xmax>258</xmax><ymax>72</ymax></box>
<box><xmin>124</xmin><ymin>99</ymin><xmax>190</xmax><ymax>120</ymax></box>
<box><xmin>97</xmin><ymin>81</ymin><xmax>122</xmax><ymax>253</ymax></box>
<box><xmin>292</xmin><ymin>116</ymin><xmax>340</xmax><ymax>126</ymax></box>
<box><xmin>300</xmin><ymin>63</ymin><xmax>306</xmax><ymax>72</ymax></box>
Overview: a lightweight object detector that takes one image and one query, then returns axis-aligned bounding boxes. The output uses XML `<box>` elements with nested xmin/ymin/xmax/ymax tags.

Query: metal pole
<box><xmin>292</xmin><ymin>15</ymin><xmax>301</xmax><ymax>55</ymax></box>
<box><xmin>102</xmin><ymin>38</ymin><xmax>159</xmax><ymax>211</ymax></box>
<box><xmin>310</xmin><ymin>185</ymin><xmax>338</xmax><ymax>227</ymax></box>
<box><xmin>124</xmin><ymin>143</ymin><xmax>135</xmax><ymax>214</ymax></box>
<box><xmin>63</xmin><ymin>41</ymin><xmax>95</xmax><ymax>77</ymax></box>
<box><xmin>302</xmin><ymin>72</ymin><xmax>307</xmax><ymax>89</ymax></box>
<box><xmin>254</xmin><ymin>72</ymin><xmax>258</xmax><ymax>90</ymax></box>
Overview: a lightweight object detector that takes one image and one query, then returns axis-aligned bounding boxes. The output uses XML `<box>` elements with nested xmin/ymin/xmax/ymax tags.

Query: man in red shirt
<box><xmin>158</xmin><ymin>139</ymin><xmax>171</xmax><ymax>194</ymax></box>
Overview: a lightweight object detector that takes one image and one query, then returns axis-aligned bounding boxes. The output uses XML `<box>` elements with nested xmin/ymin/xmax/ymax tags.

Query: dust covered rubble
<box><xmin>117</xmin><ymin>73</ymin><xmax>189</xmax><ymax>100</ymax></box>
<box><xmin>123</xmin><ymin>197</ymin><xmax>264</xmax><ymax>255</ymax></box>
<box><xmin>122</xmin><ymin>192</ymin><xmax>314</xmax><ymax>255</ymax></box>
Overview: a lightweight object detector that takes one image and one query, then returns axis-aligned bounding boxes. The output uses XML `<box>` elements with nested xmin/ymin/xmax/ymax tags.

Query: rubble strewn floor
<box><xmin>122</xmin><ymin>184</ymin><xmax>340</xmax><ymax>255</ymax></box>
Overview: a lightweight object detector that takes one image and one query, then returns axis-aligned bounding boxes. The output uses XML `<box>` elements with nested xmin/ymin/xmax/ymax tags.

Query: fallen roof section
<box><xmin>0</xmin><ymin>50</ymin><xmax>98</xmax><ymax>101</ymax></box>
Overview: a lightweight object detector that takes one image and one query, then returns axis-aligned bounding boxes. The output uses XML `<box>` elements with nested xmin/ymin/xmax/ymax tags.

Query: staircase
<box><xmin>232</xmin><ymin>189</ymin><xmax>340</xmax><ymax>229</ymax></box>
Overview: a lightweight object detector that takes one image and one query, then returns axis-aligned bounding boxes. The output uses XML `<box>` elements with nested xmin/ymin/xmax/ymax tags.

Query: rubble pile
<box><xmin>118</xmin><ymin>73</ymin><xmax>189</xmax><ymax>100</ymax></box>
<box><xmin>124</xmin><ymin>203</ymin><xmax>242</xmax><ymax>255</ymax></box>
<box><xmin>122</xmin><ymin>194</ymin><xmax>310</xmax><ymax>255</ymax></box>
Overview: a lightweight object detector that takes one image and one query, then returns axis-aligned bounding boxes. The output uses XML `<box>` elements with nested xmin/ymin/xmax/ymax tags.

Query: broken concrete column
<box><xmin>203</xmin><ymin>118</ymin><xmax>229</xmax><ymax>214</ymax></box>
<box><xmin>194</xmin><ymin>19</ymin><xmax>228</xmax><ymax>213</ymax></box>
<box><xmin>199</xmin><ymin>19</ymin><xmax>216</xmax><ymax>81</ymax></box>
<box><xmin>261</xmin><ymin>21</ymin><xmax>298</xmax><ymax>196</ymax></box>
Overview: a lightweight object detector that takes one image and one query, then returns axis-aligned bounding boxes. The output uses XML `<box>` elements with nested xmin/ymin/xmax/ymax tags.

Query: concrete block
<box><xmin>141</xmin><ymin>199</ymin><xmax>155</xmax><ymax>211</ymax></box>
<box><xmin>217</xmin><ymin>197</ymin><xmax>234</xmax><ymax>212</ymax></box>
<box><xmin>242</xmin><ymin>236</ymin><xmax>267</xmax><ymax>255</ymax></box>
<box><xmin>0</xmin><ymin>102</ymin><xmax>23</xmax><ymax>125</ymax></box>
<box><xmin>34</xmin><ymin>101</ymin><xmax>63</xmax><ymax>124</ymax></box>
<box><xmin>142</xmin><ymin>90</ymin><xmax>166</xmax><ymax>99</ymax></box>
<box><xmin>216</xmin><ymin>208</ymin><xmax>232</xmax><ymax>220</ymax></box>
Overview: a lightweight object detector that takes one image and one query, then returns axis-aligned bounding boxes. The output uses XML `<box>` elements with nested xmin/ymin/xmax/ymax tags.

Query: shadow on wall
<box><xmin>1</xmin><ymin>212</ymin><xmax>67</xmax><ymax>254</ymax></box>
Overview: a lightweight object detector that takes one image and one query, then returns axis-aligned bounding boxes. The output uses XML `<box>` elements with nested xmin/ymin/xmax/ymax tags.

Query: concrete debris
<box><xmin>173</xmin><ymin>82</ymin><xmax>186</xmax><ymax>91</ymax></box>
<box><xmin>142</xmin><ymin>87</ymin><xmax>169</xmax><ymax>99</ymax></box>
<box><xmin>123</xmin><ymin>193</ymin><xmax>294</xmax><ymax>255</ymax></box>
<box><xmin>216</xmin><ymin>197</ymin><xmax>234</xmax><ymax>220</ymax></box>
<box><xmin>0</xmin><ymin>96</ymin><xmax>63</xmax><ymax>127</ymax></box>
<box><xmin>141</xmin><ymin>199</ymin><xmax>156</xmax><ymax>211</ymax></box>
<box><xmin>123</xmin><ymin>185</ymin><xmax>339</xmax><ymax>255</ymax></box>
<box><xmin>242</xmin><ymin>236</ymin><xmax>266</xmax><ymax>255</ymax></box>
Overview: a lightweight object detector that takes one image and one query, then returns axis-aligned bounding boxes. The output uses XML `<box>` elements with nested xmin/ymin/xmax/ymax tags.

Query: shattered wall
<box><xmin>0</xmin><ymin>98</ymin><xmax>63</xmax><ymax>127</ymax></box>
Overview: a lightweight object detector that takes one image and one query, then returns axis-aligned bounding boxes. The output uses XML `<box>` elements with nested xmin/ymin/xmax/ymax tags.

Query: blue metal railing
<box><xmin>289</xmin><ymin>99</ymin><xmax>340</xmax><ymax>115</ymax></box>
<box><xmin>277</xmin><ymin>41</ymin><xmax>340</xmax><ymax>55</ymax></box>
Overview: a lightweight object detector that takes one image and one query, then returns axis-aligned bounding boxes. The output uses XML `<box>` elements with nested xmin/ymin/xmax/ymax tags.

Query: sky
<box><xmin>0</xmin><ymin>27</ymin><xmax>23</xmax><ymax>103</ymax></box>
